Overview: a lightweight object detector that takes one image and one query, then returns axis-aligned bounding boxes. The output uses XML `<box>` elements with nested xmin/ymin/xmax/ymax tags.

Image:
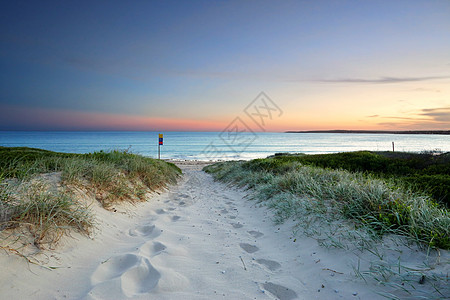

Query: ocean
<box><xmin>0</xmin><ymin>131</ymin><xmax>449</xmax><ymax>161</ymax></box>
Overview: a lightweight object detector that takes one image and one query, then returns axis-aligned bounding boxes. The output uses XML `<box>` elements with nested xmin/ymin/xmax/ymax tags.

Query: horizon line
<box><xmin>1</xmin><ymin>129</ymin><xmax>449</xmax><ymax>133</ymax></box>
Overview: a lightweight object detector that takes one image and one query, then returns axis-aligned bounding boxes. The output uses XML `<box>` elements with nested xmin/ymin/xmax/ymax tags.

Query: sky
<box><xmin>1</xmin><ymin>0</ymin><xmax>449</xmax><ymax>131</ymax></box>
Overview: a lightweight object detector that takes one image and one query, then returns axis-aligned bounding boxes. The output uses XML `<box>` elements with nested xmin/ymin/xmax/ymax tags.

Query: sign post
<box><xmin>158</xmin><ymin>134</ymin><xmax>163</xmax><ymax>159</ymax></box>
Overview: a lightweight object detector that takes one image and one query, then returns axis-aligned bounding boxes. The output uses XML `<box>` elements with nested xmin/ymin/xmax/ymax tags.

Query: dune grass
<box><xmin>0</xmin><ymin>146</ymin><xmax>181</xmax><ymax>249</ymax></box>
<box><xmin>0</xmin><ymin>147</ymin><xmax>180</xmax><ymax>205</ymax></box>
<box><xmin>1</xmin><ymin>180</ymin><xmax>92</xmax><ymax>248</ymax></box>
<box><xmin>267</xmin><ymin>151</ymin><xmax>450</xmax><ymax>207</ymax></box>
<box><xmin>204</xmin><ymin>152</ymin><xmax>450</xmax><ymax>250</ymax></box>
<box><xmin>205</xmin><ymin>154</ymin><xmax>450</xmax><ymax>298</ymax></box>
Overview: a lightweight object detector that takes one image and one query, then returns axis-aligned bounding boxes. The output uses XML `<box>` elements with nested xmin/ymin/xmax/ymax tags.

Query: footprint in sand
<box><xmin>155</xmin><ymin>209</ymin><xmax>166</xmax><ymax>214</ymax></box>
<box><xmin>247</xmin><ymin>230</ymin><xmax>264</xmax><ymax>239</ymax></box>
<box><xmin>248</xmin><ymin>230</ymin><xmax>264</xmax><ymax>238</ymax></box>
<box><xmin>129</xmin><ymin>225</ymin><xmax>161</xmax><ymax>238</ymax></box>
<box><xmin>171</xmin><ymin>215</ymin><xmax>181</xmax><ymax>222</ymax></box>
<box><xmin>231</xmin><ymin>223</ymin><xmax>243</xmax><ymax>229</ymax></box>
<box><xmin>140</xmin><ymin>241</ymin><xmax>167</xmax><ymax>257</ymax></box>
<box><xmin>90</xmin><ymin>253</ymin><xmax>161</xmax><ymax>297</ymax></box>
<box><xmin>178</xmin><ymin>201</ymin><xmax>186</xmax><ymax>206</ymax></box>
<box><xmin>229</xmin><ymin>216</ymin><xmax>237</xmax><ymax>219</ymax></box>
<box><xmin>90</xmin><ymin>247</ymin><xmax>166</xmax><ymax>296</ymax></box>
<box><xmin>91</xmin><ymin>254</ymin><xmax>139</xmax><ymax>284</ymax></box>
<box><xmin>239</xmin><ymin>243</ymin><xmax>259</xmax><ymax>254</ymax></box>
<box><xmin>262</xmin><ymin>282</ymin><xmax>298</xmax><ymax>300</ymax></box>
<box><xmin>256</xmin><ymin>259</ymin><xmax>281</xmax><ymax>271</ymax></box>
<box><xmin>120</xmin><ymin>258</ymin><xmax>161</xmax><ymax>297</ymax></box>
<box><xmin>220</xmin><ymin>209</ymin><xmax>228</xmax><ymax>214</ymax></box>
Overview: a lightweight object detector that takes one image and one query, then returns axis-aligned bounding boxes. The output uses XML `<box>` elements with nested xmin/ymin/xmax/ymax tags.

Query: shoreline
<box><xmin>2</xmin><ymin>132</ymin><xmax>450</xmax><ymax>160</ymax></box>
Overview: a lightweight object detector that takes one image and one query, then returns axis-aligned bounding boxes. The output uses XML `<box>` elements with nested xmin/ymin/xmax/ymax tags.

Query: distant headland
<box><xmin>285</xmin><ymin>130</ymin><xmax>450</xmax><ymax>135</ymax></box>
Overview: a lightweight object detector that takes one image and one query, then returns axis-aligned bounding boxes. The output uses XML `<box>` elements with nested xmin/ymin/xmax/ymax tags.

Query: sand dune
<box><xmin>1</xmin><ymin>162</ymin><xmax>448</xmax><ymax>299</ymax></box>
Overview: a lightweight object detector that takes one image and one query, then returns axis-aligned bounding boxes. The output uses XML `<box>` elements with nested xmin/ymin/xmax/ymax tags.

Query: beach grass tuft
<box><xmin>0</xmin><ymin>146</ymin><xmax>181</xmax><ymax>251</ymax></box>
<box><xmin>1</xmin><ymin>180</ymin><xmax>92</xmax><ymax>247</ymax></box>
<box><xmin>204</xmin><ymin>152</ymin><xmax>450</xmax><ymax>249</ymax></box>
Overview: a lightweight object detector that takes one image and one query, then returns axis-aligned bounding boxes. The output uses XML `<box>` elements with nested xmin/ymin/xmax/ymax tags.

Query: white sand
<box><xmin>1</xmin><ymin>162</ymin><xmax>448</xmax><ymax>299</ymax></box>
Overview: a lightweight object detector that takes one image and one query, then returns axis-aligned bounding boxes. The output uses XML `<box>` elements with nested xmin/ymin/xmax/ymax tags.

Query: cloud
<box><xmin>367</xmin><ymin>115</ymin><xmax>379</xmax><ymax>118</ymax></box>
<box><xmin>413</xmin><ymin>88</ymin><xmax>441</xmax><ymax>93</ymax></box>
<box><xmin>371</xmin><ymin>106</ymin><xmax>450</xmax><ymax>130</ymax></box>
<box><xmin>376</xmin><ymin>121</ymin><xmax>450</xmax><ymax>130</ymax></box>
<box><xmin>384</xmin><ymin>116</ymin><xmax>427</xmax><ymax>121</ymax></box>
<box><xmin>316</xmin><ymin>75</ymin><xmax>450</xmax><ymax>84</ymax></box>
<box><xmin>420</xmin><ymin>107</ymin><xmax>450</xmax><ymax>123</ymax></box>
<box><xmin>397</xmin><ymin>107</ymin><xmax>450</xmax><ymax>122</ymax></box>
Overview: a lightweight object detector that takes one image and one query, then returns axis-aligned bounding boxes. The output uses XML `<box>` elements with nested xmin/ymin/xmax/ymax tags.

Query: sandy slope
<box><xmin>1</xmin><ymin>162</ymin><xmax>448</xmax><ymax>299</ymax></box>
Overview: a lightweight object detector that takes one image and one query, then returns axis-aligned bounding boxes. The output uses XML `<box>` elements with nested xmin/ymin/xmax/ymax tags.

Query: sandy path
<box><xmin>1</xmin><ymin>162</ymin><xmax>392</xmax><ymax>299</ymax></box>
<box><xmin>84</xmin><ymin>163</ymin><xmax>381</xmax><ymax>300</ymax></box>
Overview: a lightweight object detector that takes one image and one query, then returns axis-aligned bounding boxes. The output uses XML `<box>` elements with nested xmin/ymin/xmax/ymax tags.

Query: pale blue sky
<box><xmin>1</xmin><ymin>0</ymin><xmax>449</xmax><ymax>130</ymax></box>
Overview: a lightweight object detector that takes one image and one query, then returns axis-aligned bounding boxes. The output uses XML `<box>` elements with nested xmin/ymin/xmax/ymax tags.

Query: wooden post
<box><xmin>392</xmin><ymin>142</ymin><xmax>395</xmax><ymax>152</ymax></box>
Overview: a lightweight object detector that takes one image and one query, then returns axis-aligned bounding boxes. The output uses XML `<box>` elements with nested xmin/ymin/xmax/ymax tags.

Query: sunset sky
<box><xmin>1</xmin><ymin>0</ymin><xmax>449</xmax><ymax>131</ymax></box>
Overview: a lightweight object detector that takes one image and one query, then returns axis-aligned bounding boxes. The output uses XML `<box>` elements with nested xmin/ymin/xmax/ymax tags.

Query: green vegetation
<box><xmin>0</xmin><ymin>146</ymin><xmax>180</xmax><ymax>205</ymax></box>
<box><xmin>1</xmin><ymin>181</ymin><xmax>92</xmax><ymax>248</ymax></box>
<box><xmin>204</xmin><ymin>151</ymin><xmax>450</xmax><ymax>249</ymax></box>
<box><xmin>0</xmin><ymin>146</ymin><xmax>181</xmax><ymax>249</ymax></box>
<box><xmin>260</xmin><ymin>151</ymin><xmax>450</xmax><ymax>207</ymax></box>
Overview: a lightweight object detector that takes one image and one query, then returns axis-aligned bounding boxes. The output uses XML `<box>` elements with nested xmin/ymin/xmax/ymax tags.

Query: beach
<box><xmin>2</xmin><ymin>131</ymin><xmax>450</xmax><ymax>160</ymax></box>
<box><xmin>0</xmin><ymin>160</ymin><xmax>448</xmax><ymax>299</ymax></box>
<box><xmin>2</xmin><ymin>1</ymin><xmax>450</xmax><ymax>298</ymax></box>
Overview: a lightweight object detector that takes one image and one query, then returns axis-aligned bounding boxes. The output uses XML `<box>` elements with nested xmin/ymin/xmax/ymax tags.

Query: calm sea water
<box><xmin>0</xmin><ymin>131</ymin><xmax>449</xmax><ymax>161</ymax></box>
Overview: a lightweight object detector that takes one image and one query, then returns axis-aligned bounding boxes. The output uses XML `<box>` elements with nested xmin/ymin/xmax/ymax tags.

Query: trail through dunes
<box><xmin>1</xmin><ymin>162</ymin><xmax>447</xmax><ymax>299</ymax></box>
